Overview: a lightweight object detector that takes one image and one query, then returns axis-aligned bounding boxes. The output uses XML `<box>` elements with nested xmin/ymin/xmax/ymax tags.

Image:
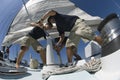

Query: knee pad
<box><xmin>21</xmin><ymin>46</ymin><xmax>28</xmax><ymax>51</ymax></box>
<box><xmin>36</xmin><ymin>48</ymin><xmax>45</xmax><ymax>53</ymax></box>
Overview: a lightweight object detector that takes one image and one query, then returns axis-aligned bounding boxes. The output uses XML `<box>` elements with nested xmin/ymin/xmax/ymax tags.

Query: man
<box><xmin>38</xmin><ymin>10</ymin><xmax>102</xmax><ymax>65</ymax></box>
<box><xmin>15</xmin><ymin>22</ymin><xmax>52</xmax><ymax>68</ymax></box>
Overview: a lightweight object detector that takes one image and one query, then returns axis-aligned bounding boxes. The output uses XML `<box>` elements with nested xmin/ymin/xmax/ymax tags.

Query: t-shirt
<box><xmin>52</xmin><ymin>13</ymin><xmax>79</xmax><ymax>36</ymax></box>
<box><xmin>28</xmin><ymin>27</ymin><xmax>46</xmax><ymax>39</ymax></box>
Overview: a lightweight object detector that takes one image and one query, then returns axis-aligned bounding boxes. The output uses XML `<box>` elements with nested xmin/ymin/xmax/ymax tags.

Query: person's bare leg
<box><xmin>16</xmin><ymin>46</ymin><xmax>28</xmax><ymax>68</ymax></box>
<box><xmin>94</xmin><ymin>36</ymin><xmax>103</xmax><ymax>45</ymax></box>
<box><xmin>71</xmin><ymin>46</ymin><xmax>81</xmax><ymax>60</ymax></box>
<box><xmin>39</xmin><ymin>49</ymin><xmax>46</xmax><ymax>65</ymax></box>
<box><xmin>66</xmin><ymin>47</ymin><xmax>73</xmax><ymax>63</ymax></box>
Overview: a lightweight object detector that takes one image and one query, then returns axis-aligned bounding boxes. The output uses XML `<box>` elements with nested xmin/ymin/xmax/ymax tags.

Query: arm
<box><xmin>55</xmin><ymin>34</ymin><xmax>65</xmax><ymax>48</ymax></box>
<box><xmin>39</xmin><ymin>10</ymin><xmax>57</xmax><ymax>22</ymax></box>
<box><xmin>57</xmin><ymin>34</ymin><xmax>65</xmax><ymax>46</ymax></box>
<box><xmin>30</xmin><ymin>22</ymin><xmax>41</xmax><ymax>27</ymax></box>
<box><xmin>30</xmin><ymin>22</ymin><xmax>44</xmax><ymax>29</ymax></box>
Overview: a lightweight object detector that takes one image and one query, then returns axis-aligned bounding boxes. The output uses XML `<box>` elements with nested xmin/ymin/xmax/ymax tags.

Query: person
<box><xmin>37</xmin><ymin>10</ymin><xmax>102</xmax><ymax>65</ymax></box>
<box><xmin>15</xmin><ymin>22</ymin><xmax>53</xmax><ymax>68</ymax></box>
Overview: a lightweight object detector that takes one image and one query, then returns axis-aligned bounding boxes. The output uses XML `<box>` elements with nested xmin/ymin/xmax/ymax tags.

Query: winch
<box><xmin>98</xmin><ymin>13</ymin><xmax>120</xmax><ymax>56</ymax></box>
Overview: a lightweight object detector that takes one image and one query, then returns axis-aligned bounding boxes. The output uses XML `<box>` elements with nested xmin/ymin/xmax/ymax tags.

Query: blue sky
<box><xmin>71</xmin><ymin>0</ymin><xmax>120</xmax><ymax>18</ymax></box>
<box><xmin>1</xmin><ymin>0</ymin><xmax>120</xmax><ymax>64</ymax></box>
<box><xmin>0</xmin><ymin>0</ymin><xmax>23</xmax><ymax>48</ymax></box>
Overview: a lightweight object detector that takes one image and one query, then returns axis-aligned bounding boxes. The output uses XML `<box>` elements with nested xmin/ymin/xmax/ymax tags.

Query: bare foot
<box><xmin>15</xmin><ymin>63</ymin><xmax>19</xmax><ymax>69</ymax></box>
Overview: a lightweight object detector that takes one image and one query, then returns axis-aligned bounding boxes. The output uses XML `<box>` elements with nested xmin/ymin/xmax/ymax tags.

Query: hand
<box><xmin>37</xmin><ymin>21</ymin><xmax>43</xmax><ymax>26</ymax></box>
<box><xmin>30</xmin><ymin>22</ymin><xmax>38</xmax><ymax>26</ymax></box>
<box><xmin>54</xmin><ymin>43</ymin><xmax>62</xmax><ymax>53</ymax></box>
<box><xmin>56</xmin><ymin>47</ymin><xmax>62</xmax><ymax>53</ymax></box>
<box><xmin>30</xmin><ymin>22</ymin><xmax>43</xmax><ymax>28</ymax></box>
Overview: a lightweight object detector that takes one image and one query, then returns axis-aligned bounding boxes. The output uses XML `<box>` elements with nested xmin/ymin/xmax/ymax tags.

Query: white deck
<box><xmin>48</xmin><ymin>71</ymin><xmax>98</xmax><ymax>80</ymax></box>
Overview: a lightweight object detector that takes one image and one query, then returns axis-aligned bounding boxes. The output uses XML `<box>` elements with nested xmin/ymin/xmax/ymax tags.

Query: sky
<box><xmin>0</xmin><ymin>0</ymin><xmax>23</xmax><ymax>46</ymax></box>
<box><xmin>0</xmin><ymin>0</ymin><xmax>120</xmax><ymax>65</ymax></box>
<box><xmin>71</xmin><ymin>0</ymin><xmax>120</xmax><ymax>18</ymax></box>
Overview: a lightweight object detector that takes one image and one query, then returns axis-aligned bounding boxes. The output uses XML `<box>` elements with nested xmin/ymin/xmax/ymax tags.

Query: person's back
<box><xmin>29</xmin><ymin>27</ymin><xmax>46</xmax><ymax>39</ymax></box>
<box><xmin>50</xmin><ymin>13</ymin><xmax>79</xmax><ymax>35</ymax></box>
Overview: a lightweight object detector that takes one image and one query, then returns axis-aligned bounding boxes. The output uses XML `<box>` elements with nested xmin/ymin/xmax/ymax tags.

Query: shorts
<box><xmin>20</xmin><ymin>35</ymin><xmax>44</xmax><ymax>52</ymax></box>
<box><xmin>66</xmin><ymin>19</ymin><xmax>95</xmax><ymax>48</ymax></box>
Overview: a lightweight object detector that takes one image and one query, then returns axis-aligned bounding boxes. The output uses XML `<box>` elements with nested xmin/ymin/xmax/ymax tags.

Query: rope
<box><xmin>81</xmin><ymin>58</ymin><xmax>101</xmax><ymax>73</ymax></box>
<box><xmin>42</xmin><ymin>58</ymin><xmax>101</xmax><ymax>80</ymax></box>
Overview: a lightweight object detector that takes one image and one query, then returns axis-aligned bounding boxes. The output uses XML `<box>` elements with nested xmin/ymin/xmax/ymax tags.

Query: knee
<box><xmin>37</xmin><ymin>48</ymin><xmax>45</xmax><ymax>54</ymax></box>
<box><xmin>66</xmin><ymin>46</ymin><xmax>77</xmax><ymax>53</ymax></box>
<box><xmin>66</xmin><ymin>46</ymin><xmax>72</xmax><ymax>52</ymax></box>
<box><xmin>21</xmin><ymin>46</ymin><xmax>28</xmax><ymax>51</ymax></box>
<box><xmin>71</xmin><ymin>46</ymin><xmax>77</xmax><ymax>53</ymax></box>
<box><xmin>66</xmin><ymin>46</ymin><xmax>71</xmax><ymax>50</ymax></box>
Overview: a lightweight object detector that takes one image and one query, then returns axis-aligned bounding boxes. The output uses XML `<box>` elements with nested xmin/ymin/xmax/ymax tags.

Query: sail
<box><xmin>2</xmin><ymin>0</ymin><xmax>102</xmax><ymax>46</ymax></box>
